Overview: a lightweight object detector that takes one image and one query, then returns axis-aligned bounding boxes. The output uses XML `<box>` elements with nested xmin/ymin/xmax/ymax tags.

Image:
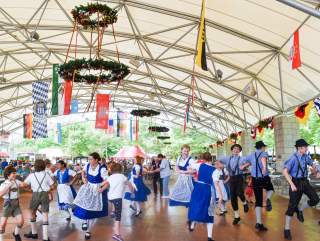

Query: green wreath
<box><xmin>131</xmin><ymin>109</ymin><xmax>160</xmax><ymax>117</ymax></box>
<box><xmin>229</xmin><ymin>133</ymin><xmax>238</xmax><ymax>140</ymax></box>
<box><xmin>71</xmin><ymin>3</ymin><xmax>118</xmax><ymax>29</ymax></box>
<box><xmin>148</xmin><ymin>126</ymin><xmax>170</xmax><ymax>133</ymax></box>
<box><xmin>58</xmin><ymin>58</ymin><xmax>130</xmax><ymax>84</ymax></box>
<box><xmin>157</xmin><ymin>136</ymin><xmax>170</xmax><ymax>140</ymax></box>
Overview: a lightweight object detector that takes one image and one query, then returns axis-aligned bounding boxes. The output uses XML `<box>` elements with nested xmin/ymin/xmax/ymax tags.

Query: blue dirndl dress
<box><xmin>73</xmin><ymin>164</ymin><xmax>108</xmax><ymax>219</ymax></box>
<box><xmin>188</xmin><ymin>163</ymin><xmax>216</xmax><ymax>223</ymax></box>
<box><xmin>124</xmin><ymin>164</ymin><xmax>151</xmax><ymax>202</ymax></box>
<box><xmin>56</xmin><ymin>169</ymin><xmax>77</xmax><ymax>210</ymax></box>
<box><xmin>169</xmin><ymin>156</ymin><xmax>194</xmax><ymax>207</ymax></box>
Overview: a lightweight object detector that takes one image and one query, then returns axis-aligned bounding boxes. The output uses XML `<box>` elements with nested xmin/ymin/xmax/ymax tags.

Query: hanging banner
<box><xmin>54</xmin><ymin>122</ymin><xmax>62</xmax><ymax>144</ymax></box>
<box><xmin>289</xmin><ymin>30</ymin><xmax>301</xmax><ymax>70</ymax></box>
<box><xmin>314</xmin><ymin>98</ymin><xmax>320</xmax><ymax>117</ymax></box>
<box><xmin>95</xmin><ymin>94</ymin><xmax>110</xmax><ymax>129</ymax></box>
<box><xmin>195</xmin><ymin>0</ymin><xmax>208</xmax><ymax>71</ymax></box>
<box><xmin>32</xmin><ymin>81</ymin><xmax>48</xmax><ymax>139</ymax></box>
<box><xmin>0</xmin><ymin>130</ymin><xmax>10</xmax><ymax>142</ymax></box>
<box><xmin>294</xmin><ymin>101</ymin><xmax>313</xmax><ymax>125</ymax></box>
<box><xmin>71</xmin><ymin>99</ymin><xmax>79</xmax><ymax>114</ymax></box>
<box><xmin>107</xmin><ymin>118</ymin><xmax>114</xmax><ymax>135</ymax></box>
<box><xmin>135</xmin><ymin>116</ymin><xmax>139</xmax><ymax>141</ymax></box>
<box><xmin>23</xmin><ymin>114</ymin><xmax>33</xmax><ymax>139</ymax></box>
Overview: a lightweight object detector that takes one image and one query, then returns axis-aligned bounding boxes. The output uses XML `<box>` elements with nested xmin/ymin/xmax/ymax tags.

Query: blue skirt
<box><xmin>124</xmin><ymin>177</ymin><xmax>151</xmax><ymax>202</ymax></box>
<box><xmin>188</xmin><ymin>182</ymin><xmax>214</xmax><ymax>223</ymax></box>
<box><xmin>73</xmin><ymin>189</ymin><xmax>108</xmax><ymax>220</ymax></box>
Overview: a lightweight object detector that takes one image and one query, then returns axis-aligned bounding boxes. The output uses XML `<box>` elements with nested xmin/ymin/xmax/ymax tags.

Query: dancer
<box><xmin>73</xmin><ymin>152</ymin><xmax>108</xmax><ymax>240</ymax></box>
<box><xmin>23</xmin><ymin>159</ymin><xmax>54</xmax><ymax>241</ymax></box>
<box><xmin>221</xmin><ymin>144</ymin><xmax>249</xmax><ymax>225</ymax></box>
<box><xmin>240</xmin><ymin>141</ymin><xmax>274</xmax><ymax>231</ymax></box>
<box><xmin>282</xmin><ymin>139</ymin><xmax>320</xmax><ymax>240</ymax></box>
<box><xmin>54</xmin><ymin>160</ymin><xmax>77</xmax><ymax>221</ymax></box>
<box><xmin>188</xmin><ymin>152</ymin><xmax>216</xmax><ymax>241</ymax></box>
<box><xmin>124</xmin><ymin>156</ymin><xmax>151</xmax><ymax>216</ymax></box>
<box><xmin>151</xmin><ymin>156</ymin><xmax>162</xmax><ymax>196</ymax></box>
<box><xmin>0</xmin><ymin>165</ymin><xmax>25</xmax><ymax>241</ymax></box>
<box><xmin>212</xmin><ymin>160</ymin><xmax>229</xmax><ymax>216</ymax></box>
<box><xmin>99</xmin><ymin>163</ymin><xmax>134</xmax><ymax>241</ymax></box>
<box><xmin>169</xmin><ymin>144</ymin><xmax>195</xmax><ymax>207</ymax></box>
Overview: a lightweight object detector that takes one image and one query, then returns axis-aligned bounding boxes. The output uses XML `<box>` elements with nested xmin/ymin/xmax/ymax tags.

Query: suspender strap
<box><xmin>228</xmin><ymin>156</ymin><xmax>240</xmax><ymax>176</ymax></box>
<box><xmin>34</xmin><ymin>173</ymin><xmax>46</xmax><ymax>192</ymax></box>
<box><xmin>255</xmin><ymin>152</ymin><xmax>263</xmax><ymax>177</ymax></box>
<box><xmin>294</xmin><ymin>154</ymin><xmax>307</xmax><ymax>178</ymax></box>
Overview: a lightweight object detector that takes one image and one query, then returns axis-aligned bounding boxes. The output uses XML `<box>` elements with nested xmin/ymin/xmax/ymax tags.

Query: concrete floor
<box><xmin>1</xmin><ymin>188</ymin><xmax>320</xmax><ymax>241</ymax></box>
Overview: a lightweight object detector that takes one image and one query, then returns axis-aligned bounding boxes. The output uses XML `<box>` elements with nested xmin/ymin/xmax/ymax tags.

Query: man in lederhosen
<box><xmin>240</xmin><ymin>141</ymin><xmax>274</xmax><ymax>231</ymax></box>
<box><xmin>282</xmin><ymin>139</ymin><xmax>320</xmax><ymax>240</ymax></box>
<box><xmin>220</xmin><ymin>144</ymin><xmax>249</xmax><ymax>225</ymax></box>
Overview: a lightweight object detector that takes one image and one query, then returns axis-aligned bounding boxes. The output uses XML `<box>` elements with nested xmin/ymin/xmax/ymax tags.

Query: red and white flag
<box><xmin>289</xmin><ymin>30</ymin><xmax>301</xmax><ymax>70</ymax></box>
<box><xmin>95</xmin><ymin>94</ymin><xmax>110</xmax><ymax>129</ymax></box>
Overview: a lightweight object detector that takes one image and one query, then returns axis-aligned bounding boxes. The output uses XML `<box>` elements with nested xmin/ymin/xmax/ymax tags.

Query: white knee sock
<box><xmin>42</xmin><ymin>223</ymin><xmax>48</xmax><ymax>240</ymax></box>
<box><xmin>243</xmin><ymin>200</ymin><xmax>247</xmax><ymax>205</ymax></box>
<box><xmin>255</xmin><ymin>207</ymin><xmax>262</xmax><ymax>224</ymax></box>
<box><xmin>234</xmin><ymin>210</ymin><xmax>240</xmax><ymax>218</ymax></box>
<box><xmin>14</xmin><ymin>226</ymin><xmax>20</xmax><ymax>235</ymax></box>
<box><xmin>66</xmin><ymin>209</ymin><xmax>71</xmax><ymax>218</ymax></box>
<box><xmin>87</xmin><ymin>219</ymin><xmax>95</xmax><ymax>231</ymax></box>
<box><xmin>207</xmin><ymin>223</ymin><xmax>213</xmax><ymax>238</ymax></box>
<box><xmin>0</xmin><ymin>233</ymin><xmax>3</xmax><ymax>241</ymax></box>
<box><xmin>299</xmin><ymin>201</ymin><xmax>310</xmax><ymax>211</ymax></box>
<box><xmin>136</xmin><ymin>202</ymin><xmax>141</xmax><ymax>213</ymax></box>
<box><xmin>191</xmin><ymin>222</ymin><xmax>195</xmax><ymax>229</ymax></box>
<box><xmin>285</xmin><ymin>215</ymin><xmax>292</xmax><ymax>230</ymax></box>
<box><xmin>221</xmin><ymin>201</ymin><xmax>226</xmax><ymax>211</ymax></box>
<box><xmin>31</xmin><ymin>220</ymin><xmax>37</xmax><ymax>234</ymax></box>
<box><xmin>266</xmin><ymin>190</ymin><xmax>273</xmax><ymax>200</ymax></box>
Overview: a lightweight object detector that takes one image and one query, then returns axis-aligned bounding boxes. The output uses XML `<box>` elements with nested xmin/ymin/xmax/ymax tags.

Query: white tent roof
<box><xmin>0</xmin><ymin>0</ymin><xmax>320</xmax><ymax>139</ymax></box>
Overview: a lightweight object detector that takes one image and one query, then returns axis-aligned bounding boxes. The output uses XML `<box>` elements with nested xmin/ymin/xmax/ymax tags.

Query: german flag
<box><xmin>294</xmin><ymin>101</ymin><xmax>313</xmax><ymax>125</ymax></box>
<box><xmin>23</xmin><ymin>114</ymin><xmax>33</xmax><ymax>139</ymax></box>
<box><xmin>195</xmin><ymin>0</ymin><xmax>208</xmax><ymax>71</ymax></box>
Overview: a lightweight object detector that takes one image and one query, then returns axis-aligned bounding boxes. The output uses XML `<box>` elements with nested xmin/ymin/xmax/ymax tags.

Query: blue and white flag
<box><xmin>314</xmin><ymin>98</ymin><xmax>320</xmax><ymax>117</ymax></box>
<box><xmin>71</xmin><ymin>100</ymin><xmax>78</xmax><ymax>114</ymax></box>
<box><xmin>32</xmin><ymin>116</ymin><xmax>48</xmax><ymax>139</ymax></box>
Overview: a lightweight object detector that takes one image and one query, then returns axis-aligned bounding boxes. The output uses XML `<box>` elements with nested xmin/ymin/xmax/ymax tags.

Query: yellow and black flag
<box><xmin>195</xmin><ymin>0</ymin><xmax>208</xmax><ymax>71</ymax></box>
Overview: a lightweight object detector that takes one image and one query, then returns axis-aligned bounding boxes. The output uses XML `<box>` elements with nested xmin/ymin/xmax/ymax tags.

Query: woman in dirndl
<box><xmin>73</xmin><ymin>152</ymin><xmax>108</xmax><ymax>240</ymax></box>
<box><xmin>124</xmin><ymin>156</ymin><xmax>151</xmax><ymax>216</ymax></box>
<box><xmin>188</xmin><ymin>152</ymin><xmax>216</xmax><ymax>241</ymax></box>
<box><xmin>169</xmin><ymin>144</ymin><xmax>195</xmax><ymax>207</ymax></box>
<box><xmin>54</xmin><ymin>160</ymin><xmax>77</xmax><ymax>221</ymax></box>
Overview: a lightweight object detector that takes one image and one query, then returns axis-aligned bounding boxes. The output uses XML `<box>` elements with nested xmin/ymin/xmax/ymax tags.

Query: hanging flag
<box><xmin>183</xmin><ymin>100</ymin><xmax>190</xmax><ymax>133</ymax></box>
<box><xmin>107</xmin><ymin>118</ymin><xmax>114</xmax><ymax>135</ymax></box>
<box><xmin>23</xmin><ymin>114</ymin><xmax>32</xmax><ymax>139</ymax></box>
<box><xmin>294</xmin><ymin>101</ymin><xmax>313</xmax><ymax>125</ymax></box>
<box><xmin>57</xmin><ymin>123</ymin><xmax>62</xmax><ymax>144</ymax></box>
<box><xmin>130</xmin><ymin>117</ymin><xmax>133</xmax><ymax>142</ymax></box>
<box><xmin>251</xmin><ymin>127</ymin><xmax>257</xmax><ymax>140</ymax></box>
<box><xmin>314</xmin><ymin>98</ymin><xmax>320</xmax><ymax>117</ymax></box>
<box><xmin>195</xmin><ymin>0</ymin><xmax>208</xmax><ymax>71</ymax></box>
<box><xmin>135</xmin><ymin>116</ymin><xmax>139</xmax><ymax>141</ymax></box>
<box><xmin>289</xmin><ymin>30</ymin><xmax>301</xmax><ymax>70</ymax></box>
<box><xmin>71</xmin><ymin>99</ymin><xmax>78</xmax><ymax>113</ymax></box>
<box><xmin>32</xmin><ymin>116</ymin><xmax>48</xmax><ymax>139</ymax></box>
<box><xmin>52</xmin><ymin>64</ymin><xmax>72</xmax><ymax>116</ymax></box>
<box><xmin>95</xmin><ymin>94</ymin><xmax>110</xmax><ymax>129</ymax></box>
<box><xmin>116</xmin><ymin>110</ymin><xmax>121</xmax><ymax>137</ymax></box>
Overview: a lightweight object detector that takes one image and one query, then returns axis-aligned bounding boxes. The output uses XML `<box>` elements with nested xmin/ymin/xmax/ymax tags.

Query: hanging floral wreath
<box><xmin>164</xmin><ymin>142</ymin><xmax>172</xmax><ymax>145</ymax></box>
<box><xmin>71</xmin><ymin>3</ymin><xmax>118</xmax><ymax>29</ymax></box>
<box><xmin>216</xmin><ymin>140</ymin><xmax>223</xmax><ymax>147</ymax></box>
<box><xmin>157</xmin><ymin>136</ymin><xmax>170</xmax><ymax>140</ymax></box>
<box><xmin>58</xmin><ymin>58</ymin><xmax>130</xmax><ymax>84</ymax></box>
<box><xmin>258</xmin><ymin>117</ymin><xmax>274</xmax><ymax>129</ymax></box>
<box><xmin>148</xmin><ymin>126</ymin><xmax>170</xmax><ymax>132</ymax></box>
<box><xmin>131</xmin><ymin>109</ymin><xmax>160</xmax><ymax>117</ymax></box>
<box><xmin>229</xmin><ymin>133</ymin><xmax>238</xmax><ymax>140</ymax></box>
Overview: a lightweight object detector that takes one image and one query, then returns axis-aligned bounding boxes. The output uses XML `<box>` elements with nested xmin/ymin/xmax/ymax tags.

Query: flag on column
<box><xmin>195</xmin><ymin>0</ymin><xmax>208</xmax><ymax>71</ymax></box>
<box><xmin>51</xmin><ymin>64</ymin><xmax>72</xmax><ymax>116</ymax></box>
<box><xmin>95</xmin><ymin>94</ymin><xmax>110</xmax><ymax>129</ymax></box>
<box><xmin>107</xmin><ymin>118</ymin><xmax>114</xmax><ymax>135</ymax></box>
<box><xmin>289</xmin><ymin>30</ymin><xmax>301</xmax><ymax>70</ymax></box>
<box><xmin>23</xmin><ymin>114</ymin><xmax>32</xmax><ymax>139</ymax></box>
<box><xmin>314</xmin><ymin>98</ymin><xmax>320</xmax><ymax>117</ymax></box>
<box><xmin>294</xmin><ymin>101</ymin><xmax>313</xmax><ymax>125</ymax></box>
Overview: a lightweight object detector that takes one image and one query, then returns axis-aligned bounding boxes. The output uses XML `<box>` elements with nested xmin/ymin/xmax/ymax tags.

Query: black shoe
<box><xmin>208</xmin><ymin>238</ymin><xmax>214</xmax><ymax>241</ymax></box>
<box><xmin>232</xmin><ymin>217</ymin><xmax>241</xmax><ymax>225</ymax></box>
<box><xmin>13</xmin><ymin>233</ymin><xmax>22</xmax><ymax>241</ymax></box>
<box><xmin>187</xmin><ymin>221</ymin><xmax>195</xmax><ymax>232</ymax></box>
<box><xmin>284</xmin><ymin>229</ymin><xmax>292</xmax><ymax>240</ymax></box>
<box><xmin>66</xmin><ymin>217</ymin><xmax>71</xmax><ymax>221</ymax></box>
<box><xmin>134</xmin><ymin>210</ymin><xmax>142</xmax><ymax>217</ymax></box>
<box><xmin>255</xmin><ymin>223</ymin><xmax>268</xmax><ymax>231</ymax></box>
<box><xmin>129</xmin><ymin>204</ymin><xmax>136</xmax><ymax>212</ymax></box>
<box><xmin>43</xmin><ymin>239</ymin><xmax>51</xmax><ymax>241</ymax></box>
<box><xmin>24</xmin><ymin>232</ymin><xmax>38</xmax><ymax>239</ymax></box>
<box><xmin>266</xmin><ymin>199</ymin><xmax>272</xmax><ymax>212</ymax></box>
<box><xmin>85</xmin><ymin>232</ymin><xmax>91</xmax><ymax>240</ymax></box>
<box><xmin>82</xmin><ymin>223</ymin><xmax>88</xmax><ymax>231</ymax></box>
<box><xmin>244</xmin><ymin>203</ymin><xmax>249</xmax><ymax>213</ymax></box>
<box><xmin>296</xmin><ymin>210</ymin><xmax>304</xmax><ymax>223</ymax></box>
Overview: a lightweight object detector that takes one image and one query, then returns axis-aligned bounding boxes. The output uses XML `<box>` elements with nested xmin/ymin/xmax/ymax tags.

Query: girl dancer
<box><xmin>73</xmin><ymin>152</ymin><xmax>108</xmax><ymax>240</ymax></box>
<box><xmin>0</xmin><ymin>166</ymin><xmax>25</xmax><ymax>241</ymax></box>
<box><xmin>23</xmin><ymin>159</ymin><xmax>54</xmax><ymax>241</ymax></box>
<box><xmin>99</xmin><ymin>163</ymin><xmax>134</xmax><ymax>241</ymax></box>
<box><xmin>124</xmin><ymin>156</ymin><xmax>151</xmax><ymax>216</ymax></box>
<box><xmin>188</xmin><ymin>152</ymin><xmax>216</xmax><ymax>241</ymax></box>
<box><xmin>54</xmin><ymin>160</ymin><xmax>77</xmax><ymax>221</ymax></box>
<box><xmin>169</xmin><ymin>144</ymin><xmax>195</xmax><ymax>207</ymax></box>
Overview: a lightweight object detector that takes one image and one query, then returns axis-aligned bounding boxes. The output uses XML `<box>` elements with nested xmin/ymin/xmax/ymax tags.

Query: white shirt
<box><xmin>107</xmin><ymin>173</ymin><xmax>128</xmax><ymax>200</ymax></box>
<box><xmin>176</xmin><ymin>156</ymin><xmax>195</xmax><ymax>169</ymax></box>
<box><xmin>160</xmin><ymin>159</ymin><xmax>171</xmax><ymax>178</ymax></box>
<box><xmin>54</xmin><ymin>169</ymin><xmax>77</xmax><ymax>183</ymax></box>
<box><xmin>24</xmin><ymin>171</ymin><xmax>54</xmax><ymax>192</ymax></box>
<box><xmin>45</xmin><ymin>168</ymin><xmax>54</xmax><ymax>178</ymax></box>
<box><xmin>212</xmin><ymin>168</ymin><xmax>229</xmax><ymax>182</ymax></box>
<box><xmin>0</xmin><ymin>180</ymin><xmax>22</xmax><ymax>199</ymax></box>
<box><xmin>84</xmin><ymin>163</ymin><xmax>108</xmax><ymax>180</ymax></box>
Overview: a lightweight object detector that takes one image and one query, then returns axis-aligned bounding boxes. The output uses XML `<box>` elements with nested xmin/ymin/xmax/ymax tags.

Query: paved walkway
<box><xmin>1</xmin><ymin>188</ymin><xmax>319</xmax><ymax>241</ymax></box>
